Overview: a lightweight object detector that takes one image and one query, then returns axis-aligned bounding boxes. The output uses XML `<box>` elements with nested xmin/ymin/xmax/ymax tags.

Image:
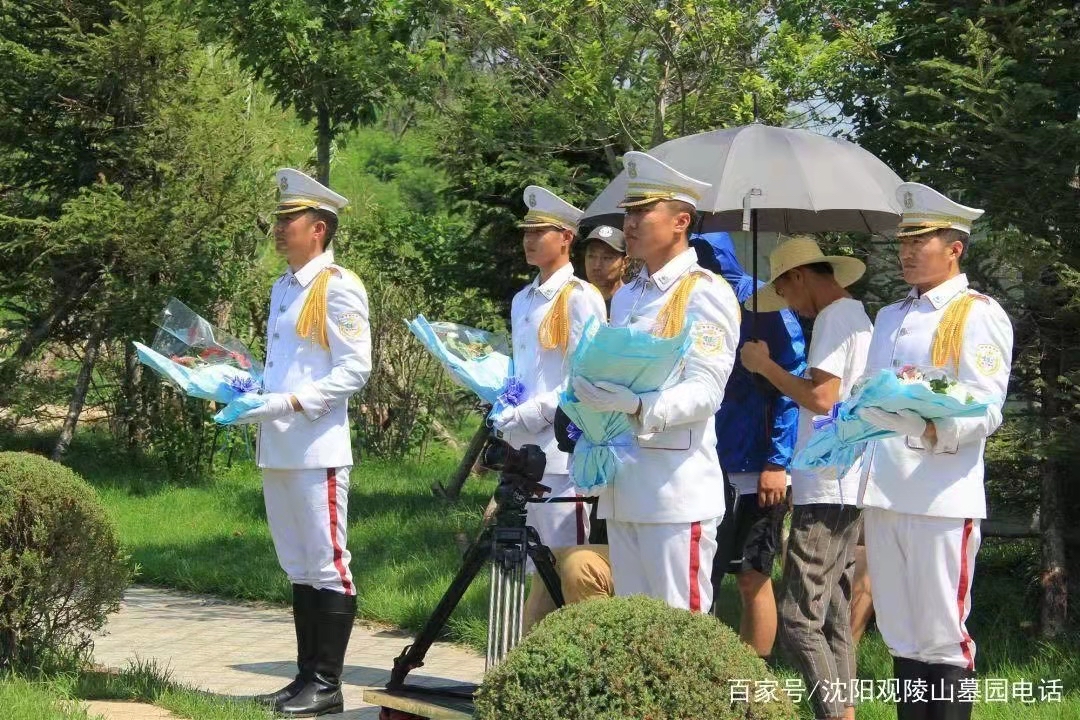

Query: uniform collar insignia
<box><xmin>293</xmin><ymin>250</ymin><xmax>336</xmax><ymax>288</ymax></box>
<box><xmin>532</xmin><ymin>263</ymin><xmax>575</xmax><ymax>299</ymax></box>
<box><xmin>648</xmin><ymin>248</ymin><xmax>698</xmax><ymax>292</ymax></box>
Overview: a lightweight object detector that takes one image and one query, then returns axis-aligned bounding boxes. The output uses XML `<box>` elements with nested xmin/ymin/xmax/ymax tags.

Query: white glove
<box><xmin>572</xmin><ymin>377</ymin><xmax>641</xmax><ymax>414</ymax></box>
<box><xmin>491</xmin><ymin>406</ymin><xmax>523</xmax><ymax>435</ymax></box>
<box><xmin>858</xmin><ymin>407</ymin><xmax>927</xmax><ymax>438</ymax></box>
<box><xmin>228</xmin><ymin>393</ymin><xmax>295</xmax><ymax>425</ymax></box>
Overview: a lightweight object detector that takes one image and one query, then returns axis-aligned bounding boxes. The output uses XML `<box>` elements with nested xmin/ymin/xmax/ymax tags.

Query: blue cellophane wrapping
<box><xmin>792</xmin><ymin>367</ymin><xmax>994</xmax><ymax>475</ymax></box>
<box><xmin>559</xmin><ymin>317</ymin><xmax>692</xmax><ymax>493</ymax></box>
<box><xmin>133</xmin><ymin>342</ymin><xmax>262</xmax><ymax>405</ymax></box>
<box><xmin>406</xmin><ymin>315</ymin><xmax>512</xmax><ymax>409</ymax></box>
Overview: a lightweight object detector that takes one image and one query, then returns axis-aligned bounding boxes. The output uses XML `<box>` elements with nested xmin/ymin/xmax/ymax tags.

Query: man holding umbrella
<box><xmin>741</xmin><ymin>236</ymin><xmax>873</xmax><ymax>720</ymax></box>
<box><xmin>572</xmin><ymin>151</ymin><xmax>740</xmax><ymax>611</ymax></box>
<box><xmin>857</xmin><ymin>183</ymin><xmax>1013</xmax><ymax>720</ymax></box>
<box><xmin>691</xmin><ymin>230</ymin><xmax>806</xmax><ymax>660</ymax></box>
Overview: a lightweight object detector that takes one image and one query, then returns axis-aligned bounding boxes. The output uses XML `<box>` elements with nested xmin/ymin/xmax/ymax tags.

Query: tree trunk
<box><xmin>316</xmin><ymin>103</ymin><xmax>332</xmax><ymax>186</ymax></box>
<box><xmin>121</xmin><ymin>340</ymin><xmax>143</xmax><ymax>453</ymax></box>
<box><xmin>651</xmin><ymin>59</ymin><xmax>670</xmax><ymax>148</ymax></box>
<box><xmin>0</xmin><ymin>282</ymin><xmax>91</xmax><ymax>388</ymax></box>
<box><xmin>1038</xmin><ymin>345</ymin><xmax>1069</xmax><ymax>637</ymax></box>
<box><xmin>52</xmin><ymin>319</ymin><xmax>105</xmax><ymax>462</ymax></box>
<box><xmin>434</xmin><ymin>418</ymin><xmax>489</xmax><ymax>502</ymax></box>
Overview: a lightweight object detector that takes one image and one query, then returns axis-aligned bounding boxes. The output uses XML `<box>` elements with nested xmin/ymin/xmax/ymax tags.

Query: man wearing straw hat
<box><xmin>856</xmin><ymin>183</ymin><xmax>1013</xmax><ymax>720</ymax></box>
<box><xmin>741</xmin><ymin>236</ymin><xmax>873</xmax><ymax>720</ymax></box>
<box><xmin>572</xmin><ymin>151</ymin><xmax>740</xmax><ymax>612</ymax></box>
<box><xmin>492</xmin><ymin>185</ymin><xmax>607</xmax><ymax>630</ymax></box>
<box><xmin>218</xmin><ymin>168</ymin><xmax>370</xmax><ymax>717</ymax></box>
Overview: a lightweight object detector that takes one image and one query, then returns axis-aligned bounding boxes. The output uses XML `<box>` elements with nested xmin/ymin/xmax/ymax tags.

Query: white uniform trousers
<box><xmin>263</xmin><ymin>467</ymin><xmax>354</xmax><ymax>595</ymax></box>
<box><xmin>607</xmin><ymin>518</ymin><xmax>719</xmax><ymax>612</ymax></box>
<box><xmin>863</xmin><ymin>508</ymin><xmax>980</xmax><ymax>668</ymax></box>
<box><xmin>527</xmin><ymin>472</ymin><xmax>589</xmax><ymax>551</ymax></box>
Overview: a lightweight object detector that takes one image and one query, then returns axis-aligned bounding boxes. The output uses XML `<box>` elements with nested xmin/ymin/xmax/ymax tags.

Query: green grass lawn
<box><xmin>1</xmin><ymin>660</ymin><xmax>277</xmax><ymax>720</ymax></box>
<box><xmin>0</xmin><ymin>676</ymin><xmax>93</xmax><ymax>720</ymax></box>
<box><xmin>2</xmin><ymin>429</ymin><xmax>499</xmax><ymax>650</ymax></box>
<box><xmin>3</xmin><ymin>430</ymin><xmax>1079</xmax><ymax>718</ymax></box>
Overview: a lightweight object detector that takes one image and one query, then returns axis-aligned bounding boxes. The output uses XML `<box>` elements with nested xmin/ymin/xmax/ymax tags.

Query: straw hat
<box><xmin>749</xmin><ymin>237</ymin><xmax>866</xmax><ymax>312</ymax></box>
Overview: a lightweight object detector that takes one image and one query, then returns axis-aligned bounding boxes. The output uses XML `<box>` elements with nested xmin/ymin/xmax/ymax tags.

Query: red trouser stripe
<box><xmin>688</xmin><ymin>521</ymin><xmax>702</xmax><ymax>612</ymax></box>
<box><xmin>326</xmin><ymin>468</ymin><xmax>353</xmax><ymax>596</ymax></box>
<box><xmin>956</xmin><ymin>518</ymin><xmax>974</xmax><ymax>669</ymax></box>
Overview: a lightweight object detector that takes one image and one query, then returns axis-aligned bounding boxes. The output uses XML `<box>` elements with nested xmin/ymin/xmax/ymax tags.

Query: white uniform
<box><xmin>503</xmin><ymin>262</ymin><xmax>607</xmax><ymax>550</ymax></box>
<box><xmin>601</xmin><ymin>248</ymin><xmax>740</xmax><ymax>610</ymax></box>
<box><xmin>259</xmin><ymin>249</ymin><xmax>372</xmax><ymax>594</ymax></box>
<box><xmin>858</xmin><ymin>273</ymin><xmax>1013</xmax><ymax>668</ymax></box>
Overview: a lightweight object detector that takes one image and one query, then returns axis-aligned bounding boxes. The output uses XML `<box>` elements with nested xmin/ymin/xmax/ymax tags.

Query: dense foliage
<box><xmin>0</xmin><ymin>452</ymin><xmax>131</xmax><ymax>670</ymax></box>
<box><xmin>476</xmin><ymin>596</ymin><xmax>796</xmax><ymax>720</ymax></box>
<box><xmin>0</xmin><ymin>0</ymin><xmax>1076</xmax><ymax>631</ymax></box>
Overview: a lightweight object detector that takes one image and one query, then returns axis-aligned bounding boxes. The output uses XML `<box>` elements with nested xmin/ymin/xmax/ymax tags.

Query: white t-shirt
<box><xmin>791</xmin><ymin>297</ymin><xmax>873</xmax><ymax>506</ymax></box>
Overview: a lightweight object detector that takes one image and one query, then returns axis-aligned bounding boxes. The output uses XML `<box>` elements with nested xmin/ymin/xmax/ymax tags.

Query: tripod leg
<box><xmin>526</xmin><ymin>529</ymin><xmax>565</xmax><ymax>607</ymax></box>
<box><xmin>389</xmin><ymin>526</ymin><xmax>494</xmax><ymax>689</ymax></box>
<box><xmin>513</xmin><ymin>557</ymin><xmax>526</xmax><ymax>646</ymax></box>
<box><xmin>485</xmin><ymin>560</ymin><xmax>498</xmax><ymax>669</ymax></box>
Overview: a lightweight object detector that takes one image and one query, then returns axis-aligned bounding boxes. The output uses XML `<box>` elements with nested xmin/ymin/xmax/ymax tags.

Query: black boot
<box><xmin>279</xmin><ymin>589</ymin><xmax>357</xmax><ymax>717</ymax></box>
<box><xmin>926</xmin><ymin>664</ymin><xmax>975</xmax><ymax>720</ymax></box>
<box><xmin>894</xmin><ymin>656</ymin><xmax>932</xmax><ymax>720</ymax></box>
<box><xmin>254</xmin><ymin>584</ymin><xmax>318</xmax><ymax>710</ymax></box>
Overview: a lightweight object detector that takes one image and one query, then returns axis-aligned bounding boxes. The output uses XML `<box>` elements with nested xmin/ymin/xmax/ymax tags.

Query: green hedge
<box><xmin>0</xmin><ymin>452</ymin><xmax>132</xmax><ymax>670</ymax></box>
<box><xmin>476</xmin><ymin>595</ymin><xmax>796</xmax><ymax>720</ymax></box>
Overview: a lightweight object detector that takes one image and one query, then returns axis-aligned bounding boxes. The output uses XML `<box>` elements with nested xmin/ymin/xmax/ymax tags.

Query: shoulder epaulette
<box><xmin>328</xmin><ymin>264</ymin><xmax>365</xmax><ymax>289</ymax></box>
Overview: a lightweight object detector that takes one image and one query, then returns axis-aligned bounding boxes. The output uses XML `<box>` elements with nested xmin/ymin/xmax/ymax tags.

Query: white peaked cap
<box><xmin>518</xmin><ymin>185</ymin><xmax>585</xmax><ymax>233</ymax></box>
<box><xmin>274</xmin><ymin>168</ymin><xmax>349</xmax><ymax>216</ymax></box>
<box><xmin>618</xmin><ymin>151</ymin><xmax>712</xmax><ymax>210</ymax></box>
<box><xmin>896</xmin><ymin>182</ymin><xmax>983</xmax><ymax>237</ymax></box>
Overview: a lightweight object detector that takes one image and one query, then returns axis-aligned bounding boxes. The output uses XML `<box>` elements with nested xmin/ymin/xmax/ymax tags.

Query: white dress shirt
<box><xmin>858</xmin><ymin>274</ymin><xmax>1013</xmax><ymax>519</ymax></box>
<box><xmin>596</xmin><ymin>247</ymin><xmax>741</xmax><ymax>523</ymax></box>
<box><xmin>258</xmin><ymin>250</ymin><xmax>372</xmax><ymax>469</ymax></box>
<box><xmin>502</xmin><ymin>263</ymin><xmax>607</xmax><ymax>475</ymax></box>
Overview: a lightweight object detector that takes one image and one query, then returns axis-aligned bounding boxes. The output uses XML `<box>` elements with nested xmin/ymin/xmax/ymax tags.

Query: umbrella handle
<box><xmin>741</xmin><ymin>188</ymin><xmax>762</xmax><ymax>232</ymax></box>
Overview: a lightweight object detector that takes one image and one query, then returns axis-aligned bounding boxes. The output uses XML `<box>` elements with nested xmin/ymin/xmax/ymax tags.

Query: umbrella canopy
<box><xmin>582</xmin><ymin>123</ymin><xmax>903</xmax><ymax>234</ymax></box>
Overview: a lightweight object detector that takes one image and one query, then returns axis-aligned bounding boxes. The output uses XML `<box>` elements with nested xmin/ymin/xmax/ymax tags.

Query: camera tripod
<box><xmin>383</xmin><ymin>469</ymin><xmax>575</xmax><ymax>705</ymax></box>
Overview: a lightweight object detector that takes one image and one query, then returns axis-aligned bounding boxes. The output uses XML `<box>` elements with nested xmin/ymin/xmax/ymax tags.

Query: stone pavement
<box><xmin>84</xmin><ymin>700</ymin><xmax>178</xmax><ymax>719</ymax></box>
<box><xmin>93</xmin><ymin>586</ymin><xmax>487</xmax><ymax>719</ymax></box>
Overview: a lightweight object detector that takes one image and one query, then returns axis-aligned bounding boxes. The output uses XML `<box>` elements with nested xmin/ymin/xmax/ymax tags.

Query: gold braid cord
<box><xmin>652</xmin><ymin>272</ymin><xmax>704</xmax><ymax>338</ymax></box>
<box><xmin>538</xmin><ymin>283</ymin><xmax>577</xmax><ymax>354</ymax></box>
<box><xmin>295</xmin><ymin>269</ymin><xmax>333</xmax><ymax>349</ymax></box>
<box><xmin>930</xmin><ymin>293</ymin><xmax>976</xmax><ymax>374</ymax></box>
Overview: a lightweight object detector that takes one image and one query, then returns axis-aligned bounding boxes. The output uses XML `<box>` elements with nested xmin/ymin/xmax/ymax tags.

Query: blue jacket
<box><xmin>690</xmin><ymin>232</ymin><xmax>807</xmax><ymax>473</ymax></box>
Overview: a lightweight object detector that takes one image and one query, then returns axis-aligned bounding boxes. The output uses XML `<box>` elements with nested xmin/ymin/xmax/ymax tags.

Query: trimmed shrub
<box><xmin>0</xmin><ymin>452</ymin><xmax>132</xmax><ymax>669</ymax></box>
<box><xmin>475</xmin><ymin>595</ymin><xmax>796</xmax><ymax>720</ymax></box>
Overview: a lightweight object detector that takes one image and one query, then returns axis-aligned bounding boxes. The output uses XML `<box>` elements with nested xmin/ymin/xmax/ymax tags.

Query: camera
<box><xmin>479</xmin><ymin>436</ymin><xmax>546</xmax><ymax>487</ymax></box>
<box><xmin>479</xmin><ymin>436</ymin><xmax>549</xmax><ymax>527</ymax></box>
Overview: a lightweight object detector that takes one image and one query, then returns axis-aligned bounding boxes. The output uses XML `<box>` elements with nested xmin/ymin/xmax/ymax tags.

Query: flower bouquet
<box><xmin>792</xmin><ymin>365</ymin><xmax>992</xmax><ymax>474</ymax></box>
<box><xmin>133</xmin><ymin>298</ymin><xmax>263</xmax><ymax>405</ymax></box>
<box><xmin>559</xmin><ymin>317</ymin><xmax>693</xmax><ymax>493</ymax></box>
<box><xmin>405</xmin><ymin>315</ymin><xmax>514</xmax><ymax>413</ymax></box>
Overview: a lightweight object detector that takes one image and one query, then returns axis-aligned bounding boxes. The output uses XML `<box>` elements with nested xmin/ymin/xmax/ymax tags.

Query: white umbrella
<box><xmin>583</xmin><ymin>123</ymin><xmax>903</xmax><ymax>236</ymax></box>
<box><xmin>583</xmin><ymin>123</ymin><xmax>902</xmax><ymax>316</ymax></box>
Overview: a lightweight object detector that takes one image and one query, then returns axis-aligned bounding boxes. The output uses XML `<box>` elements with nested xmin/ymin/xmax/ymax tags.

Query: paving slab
<box><xmin>93</xmin><ymin>586</ymin><xmax>486</xmax><ymax>719</ymax></box>
<box><xmin>83</xmin><ymin>700</ymin><xmax>179</xmax><ymax>719</ymax></box>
